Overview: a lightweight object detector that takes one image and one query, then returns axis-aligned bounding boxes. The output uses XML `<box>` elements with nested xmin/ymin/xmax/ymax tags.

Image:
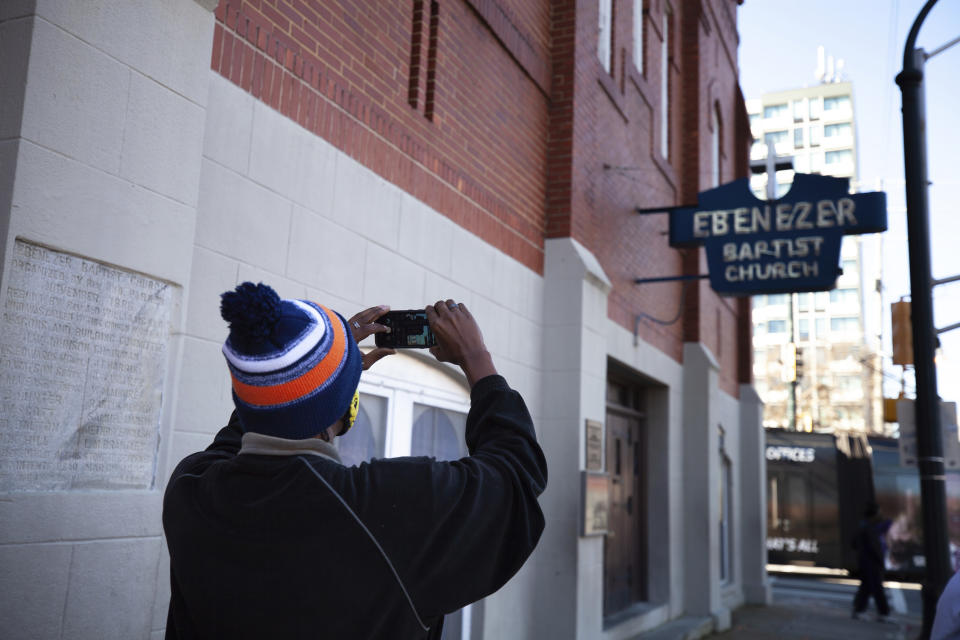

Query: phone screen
<box><xmin>374</xmin><ymin>310</ymin><xmax>436</xmax><ymax>349</ymax></box>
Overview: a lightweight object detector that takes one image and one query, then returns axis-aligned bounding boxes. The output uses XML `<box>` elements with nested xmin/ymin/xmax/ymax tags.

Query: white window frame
<box><xmin>356</xmin><ymin>379</ymin><xmax>470</xmax><ymax>459</ymax></box>
<box><xmin>793</xmin><ymin>99</ymin><xmax>806</xmax><ymax>122</ymax></box>
<box><xmin>809</xmin><ymin>97</ymin><xmax>821</xmax><ymax>120</ymax></box>
<box><xmin>632</xmin><ymin>0</ymin><xmax>644</xmax><ymax>72</ymax></box>
<box><xmin>718</xmin><ymin>427</ymin><xmax>733</xmax><ymax>584</ymax></box>
<box><xmin>660</xmin><ymin>7</ymin><xmax>670</xmax><ymax>158</ymax></box>
<box><xmin>598</xmin><ymin>0</ymin><xmax>612</xmax><ymax>74</ymax></box>
<box><xmin>711</xmin><ymin>105</ymin><xmax>720</xmax><ymax>187</ymax></box>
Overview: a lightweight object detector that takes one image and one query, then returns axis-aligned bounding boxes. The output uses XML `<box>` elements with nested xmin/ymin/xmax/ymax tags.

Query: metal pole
<box><xmin>788</xmin><ymin>293</ymin><xmax>797</xmax><ymax>431</ymax></box>
<box><xmin>895</xmin><ymin>2</ymin><xmax>950</xmax><ymax>636</ymax></box>
<box><xmin>762</xmin><ymin>139</ymin><xmax>798</xmax><ymax>430</ymax></box>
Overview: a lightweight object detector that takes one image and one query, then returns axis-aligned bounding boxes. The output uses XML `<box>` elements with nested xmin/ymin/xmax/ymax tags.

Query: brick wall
<box><xmin>209</xmin><ymin>0</ymin><xmax>751</xmax><ymax>390</ymax></box>
<box><xmin>548</xmin><ymin>0</ymin><xmax>749</xmax><ymax>387</ymax></box>
<box><xmin>211</xmin><ymin>0</ymin><xmax>550</xmax><ymax>273</ymax></box>
<box><xmin>675</xmin><ymin>0</ymin><xmax>748</xmax><ymax>396</ymax></box>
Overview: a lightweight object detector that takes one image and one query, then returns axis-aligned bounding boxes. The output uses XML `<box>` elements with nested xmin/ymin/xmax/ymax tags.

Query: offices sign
<box><xmin>669</xmin><ymin>174</ymin><xmax>887</xmax><ymax>295</ymax></box>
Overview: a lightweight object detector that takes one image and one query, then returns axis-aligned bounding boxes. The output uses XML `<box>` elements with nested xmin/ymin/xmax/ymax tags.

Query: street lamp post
<box><xmin>895</xmin><ymin>0</ymin><xmax>957</xmax><ymax>636</ymax></box>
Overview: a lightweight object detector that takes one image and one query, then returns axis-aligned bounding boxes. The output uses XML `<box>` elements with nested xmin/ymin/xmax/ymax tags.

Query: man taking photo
<box><xmin>162</xmin><ymin>282</ymin><xmax>548</xmax><ymax>639</ymax></box>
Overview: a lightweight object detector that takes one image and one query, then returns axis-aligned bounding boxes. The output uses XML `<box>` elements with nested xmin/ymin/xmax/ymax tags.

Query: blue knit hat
<box><xmin>220</xmin><ymin>282</ymin><xmax>362</xmax><ymax>439</ymax></box>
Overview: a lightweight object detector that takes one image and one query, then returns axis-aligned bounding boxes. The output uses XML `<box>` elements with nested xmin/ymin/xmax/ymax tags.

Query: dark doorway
<box><xmin>604</xmin><ymin>373</ymin><xmax>648</xmax><ymax>618</ymax></box>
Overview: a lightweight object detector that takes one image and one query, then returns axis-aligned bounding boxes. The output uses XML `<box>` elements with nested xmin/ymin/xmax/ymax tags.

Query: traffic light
<box><xmin>892</xmin><ymin>300</ymin><xmax>913</xmax><ymax>366</ymax></box>
<box><xmin>780</xmin><ymin>343</ymin><xmax>797</xmax><ymax>382</ymax></box>
<box><xmin>795</xmin><ymin>348</ymin><xmax>805</xmax><ymax>380</ymax></box>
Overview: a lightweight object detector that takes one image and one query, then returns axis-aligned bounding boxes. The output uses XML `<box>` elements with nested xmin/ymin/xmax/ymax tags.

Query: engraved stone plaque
<box><xmin>0</xmin><ymin>241</ymin><xmax>172</xmax><ymax>491</ymax></box>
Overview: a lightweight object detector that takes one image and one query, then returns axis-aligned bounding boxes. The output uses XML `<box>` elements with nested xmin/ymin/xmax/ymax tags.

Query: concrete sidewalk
<box><xmin>714</xmin><ymin>603</ymin><xmax>922</xmax><ymax>639</ymax></box>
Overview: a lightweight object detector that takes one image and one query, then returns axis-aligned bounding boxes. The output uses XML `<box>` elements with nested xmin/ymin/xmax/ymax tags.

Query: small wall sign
<box><xmin>585</xmin><ymin>419</ymin><xmax>603</xmax><ymax>471</ymax></box>
<box><xmin>581</xmin><ymin>471</ymin><xmax>609</xmax><ymax>536</ymax></box>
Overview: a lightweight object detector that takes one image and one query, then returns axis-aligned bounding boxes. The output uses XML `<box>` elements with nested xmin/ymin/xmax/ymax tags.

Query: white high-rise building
<box><xmin>747</xmin><ymin>78</ymin><xmax>885</xmax><ymax>435</ymax></box>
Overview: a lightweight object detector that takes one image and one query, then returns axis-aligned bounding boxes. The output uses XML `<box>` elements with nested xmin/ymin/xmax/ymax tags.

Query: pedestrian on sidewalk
<box><xmin>162</xmin><ymin>282</ymin><xmax>548</xmax><ymax>639</ymax></box>
<box><xmin>932</xmin><ymin>569</ymin><xmax>960</xmax><ymax>639</ymax></box>
<box><xmin>851</xmin><ymin>501</ymin><xmax>893</xmax><ymax>622</ymax></box>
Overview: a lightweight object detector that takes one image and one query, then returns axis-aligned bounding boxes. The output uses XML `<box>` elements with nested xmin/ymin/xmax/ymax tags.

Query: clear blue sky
<box><xmin>738</xmin><ymin>0</ymin><xmax>960</xmax><ymax>405</ymax></box>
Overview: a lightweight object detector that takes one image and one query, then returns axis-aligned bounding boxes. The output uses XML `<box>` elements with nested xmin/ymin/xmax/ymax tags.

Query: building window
<box><xmin>831</xmin><ymin>316</ymin><xmax>859</xmax><ymax>333</ymax></box>
<box><xmin>823</xmin><ymin>95</ymin><xmax>850</xmax><ymax>111</ymax></box>
<box><xmin>797</xmin><ymin>293</ymin><xmax>810</xmax><ymax>311</ymax></box>
<box><xmin>719</xmin><ymin>428</ymin><xmax>733</xmax><ymax>583</ymax></box>
<box><xmin>768</xmin><ymin>293</ymin><xmax>788</xmax><ymax>305</ymax></box>
<box><xmin>842</xmin><ymin>258</ymin><xmax>857</xmax><ymax>273</ymax></box>
<box><xmin>809</xmin><ymin>97</ymin><xmax>821</xmax><ymax>119</ymax></box>
<box><xmin>598</xmin><ymin>0</ymin><xmax>613</xmax><ymax>73</ymax></box>
<box><xmin>825</xmin><ymin>149</ymin><xmax>853</xmax><ymax>165</ymax></box>
<box><xmin>660</xmin><ymin>6</ymin><xmax>671</xmax><ymax>159</ymax></box>
<box><xmin>768</xmin><ymin>320</ymin><xmax>786</xmax><ymax>333</ymax></box>
<box><xmin>633</xmin><ymin>0</ymin><xmax>644</xmax><ymax>73</ymax></box>
<box><xmin>798</xmin><ymin>318</ymin><xmax>809</xmax><ymax>340</ymax></box>
<box><xmin>763</xmin><ymin>103</ymin><xmax>788</xmax><ymax>119</ymax></box>
<box><xmin>815</xmin><ymin>317</ymin><xmax>827</xmax><ymax>337</ymax></box>
<box><xmin>411</xmin><ymin>404</ymin><xmax>466</xmax><ymax>460</ymax></box>
<box><xmin>809</xmin><ymin>125</ymin><xmax>821</xmax><ymax>147</ymax></box>
<box><xmin>794</xmin><ymin>127</ymin><xmax>804</xmax><ymax>148</ymax></box>
<box><xmin>793</xmin><ymin>99</ymin><xmax>806</xmax><ymax>121</ymax></box>
<box><xmin>829</xmin><ymin>288</ymin><xmax>858</xmax><ymax>305</ymax></box>
<box><xmin>824</xmin><ymin>122</ymin><xmax>851</xmax><ymax>138</ymax></box>
<box><xmin>342</xmin><ymin>356</ymin><xmax>469</xmax><ymax>463</ymax></box>
<box><xmin>766</xmin><ymin>130</ymin><xmax>788</xmax><ymax>145</ymax></box>
<box><xmin>749</xmin><ymin>112</ymin><xmax>760</xmax><ymax>127</ymax></box>
<box><xmin>711</xmin><ymin>104</ymin><xmax>722</xmax><ymax>187</ymax></box>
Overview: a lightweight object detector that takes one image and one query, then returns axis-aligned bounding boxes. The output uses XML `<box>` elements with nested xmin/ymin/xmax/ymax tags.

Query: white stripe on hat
<box><xmin>222</xmin><ymin>300</ymin><xmax>327</xmax><ymax>373</ymax></box>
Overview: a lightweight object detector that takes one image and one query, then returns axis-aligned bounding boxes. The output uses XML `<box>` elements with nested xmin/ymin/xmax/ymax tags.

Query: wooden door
<box><xmin>603</xmin><ymin>406</ymin><xmax>646</xmax><ymax>617</ymax></box>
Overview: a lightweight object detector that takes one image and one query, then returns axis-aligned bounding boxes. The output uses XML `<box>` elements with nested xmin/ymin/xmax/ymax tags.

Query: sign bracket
<box><xmin>635</xmin><ymin>204</ymin><xmax>698</xmax><ymax>215</ymax></box>
<box><xmin>633</xmin><ymin>274</ymin><xmax>709</xmax><ymax>285</ymax></box>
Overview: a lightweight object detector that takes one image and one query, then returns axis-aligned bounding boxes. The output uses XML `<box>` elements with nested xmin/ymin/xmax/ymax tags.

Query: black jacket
<box><xmin>163</xmin><ymin>375</ymin><xmax>547</xmax><ymax>639</ymax></box>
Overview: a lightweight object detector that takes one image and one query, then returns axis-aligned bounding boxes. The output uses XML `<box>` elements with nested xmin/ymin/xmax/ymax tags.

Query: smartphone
<box><xmin>374</xmin><ymin>310</ymin><xmax>437</xmax><ymax>349</ymax></box>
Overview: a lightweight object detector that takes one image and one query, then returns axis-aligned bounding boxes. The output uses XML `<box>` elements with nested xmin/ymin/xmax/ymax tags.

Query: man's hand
<box><xmin>425</xmin><ymin>299</ymin><xmax>496</xmax><ymax>387</ymax></box>
<box><xmin>348</xmin><ymin>305</ymin><xmax>395</xmax><ymax>370</ymax></box>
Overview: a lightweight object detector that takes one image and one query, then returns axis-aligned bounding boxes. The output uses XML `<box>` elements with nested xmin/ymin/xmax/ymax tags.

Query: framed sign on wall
<box><xmin>581</xmin><ymin>471</ymin><xmax>610</xmax><ymax>536</ymax></box>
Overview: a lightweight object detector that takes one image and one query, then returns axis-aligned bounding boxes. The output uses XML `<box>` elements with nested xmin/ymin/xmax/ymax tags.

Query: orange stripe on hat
<box><xmin>231</xmin><ymin>306</ymin><xmax>347</xmax><ymax>407</ymax></box>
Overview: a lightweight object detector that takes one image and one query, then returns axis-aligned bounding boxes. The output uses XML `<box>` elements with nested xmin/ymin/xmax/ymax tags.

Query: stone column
<box><xmin>739</xmin><ymin>384</ymin><xmax>772</xmax><ymax>604</ymax></box>
<box><xmin>529</xmin><ymin>237</ymin><xmax>611</xmax><ymax>639</ymax></box>
<box><xmin>0</xmin><ymin>2</ymin><xmax>214</xmax><ymax>637</ymax></box>
<box><xmin>682</xmin><ymin>342</ymin><xmax>731</xmax><ymax>631</ymax></box>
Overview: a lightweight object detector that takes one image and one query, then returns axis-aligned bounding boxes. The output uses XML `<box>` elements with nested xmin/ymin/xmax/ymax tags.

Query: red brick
<box><xmin>240</xmin><ymin>44</ymin><xmax>254</xmax><ymax>91</ymax></box>
<box><xmin>229</xmin><ymin>35</ymin><xmax>244</xmax><ymax>84</ymax></box>
<box><xmin>211</xmin><ymin>23</ymin><xmax>224</xmax><ymax>71</ymax></box>
<box><xmin>261</xmin><ymin>3</ymin><xmax>290</xmax><ymax>32</ymax></box>
<box><xmin>252</xmin><ymin>53</ymin><xmax>265</xmax><ymax>98</ymax></box>
<box><xmin>220</xmin><ymin>29</ymin><xmax>235</xmax><ymax>77</ymax></box>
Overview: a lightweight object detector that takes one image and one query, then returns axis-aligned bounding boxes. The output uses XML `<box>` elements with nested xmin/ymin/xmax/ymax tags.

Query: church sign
<box><xmin>668</xmin><ymin>174</ymin><xmax>887</xmax><ymax>295</ymax></box>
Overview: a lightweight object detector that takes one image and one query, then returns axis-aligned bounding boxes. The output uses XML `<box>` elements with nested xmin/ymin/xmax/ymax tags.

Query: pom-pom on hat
<box><xmin>220</xmin><ymin>282</ymin><xmax>362</xmax><ymax>439</ymax></box>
